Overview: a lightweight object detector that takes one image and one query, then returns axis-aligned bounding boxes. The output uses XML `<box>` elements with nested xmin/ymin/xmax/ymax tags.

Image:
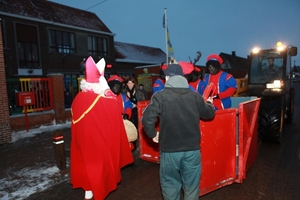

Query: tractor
<box><xmin>246</xmin><ymin>42</ymin><xmax>297</xmax><ymax>143</ymax></box>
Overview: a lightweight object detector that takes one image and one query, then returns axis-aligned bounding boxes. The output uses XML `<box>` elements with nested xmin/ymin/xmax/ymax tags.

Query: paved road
<box><xmin>18</xmin><ymin>83</ymin><xmax>300</xmax><ymax>199</ymax></box>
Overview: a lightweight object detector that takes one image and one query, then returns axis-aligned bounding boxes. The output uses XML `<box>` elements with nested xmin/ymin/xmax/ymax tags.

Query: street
<box><xmin>1</xmin><ymin>84</ymin><xmax>299</xmax><ymax>200</ymax></box>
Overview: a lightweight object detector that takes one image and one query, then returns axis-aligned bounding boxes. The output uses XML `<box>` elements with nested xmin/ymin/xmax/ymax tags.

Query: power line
<box><xmin>85</xmin><ymin>0</ymin><xmax>109</xmax><ymax>11</ymax></box>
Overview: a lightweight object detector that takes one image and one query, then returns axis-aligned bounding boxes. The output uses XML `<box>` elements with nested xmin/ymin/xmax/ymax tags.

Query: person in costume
<box><xmin>198</xmin><ymin>54</ymin><xmax>237</xmax><ymax>110</ymax></box>
<box><xmin>71</xmin><ymin>56</ymin><xmax>134</xmax><ymax>200</ymax></box>
<box><xmin>152</xmin><ymin>64</ymin><xmax>166</xmax><ymax>94</ymax></box>
<box><xmin>178</xmin><ymin>61</ymin><xmax>198</xmax><ymax>92</ymax></box>
<box><xmin>108</xmin><ymin>75</ymin><xmax>133</xmax><ymax>120</ymax></box>
<box><xmin>188</xmin><ymin>51</ymin><xmax>204</xmax><ymax>91</ymax></box>
<box><xmin>187</xmin><ymin>64</ymin><xmax>203</xmax><ymax>92</ymax></box>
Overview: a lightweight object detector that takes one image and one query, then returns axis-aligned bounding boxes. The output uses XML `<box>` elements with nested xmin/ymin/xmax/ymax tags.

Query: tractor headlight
<box><xmin>266</xmin><ymin>80</ymin><xmax>282</xmax><ymax>89</ymax></box>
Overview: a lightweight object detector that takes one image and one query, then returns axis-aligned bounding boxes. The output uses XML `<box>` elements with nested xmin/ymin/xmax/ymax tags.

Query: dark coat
<box><xmin>142</xmin><ymin>76</ymin><xmax>215</xmax><ymax>152</ymax></box>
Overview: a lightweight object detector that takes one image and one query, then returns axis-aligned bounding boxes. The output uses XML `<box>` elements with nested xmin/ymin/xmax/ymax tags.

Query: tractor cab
<box><xmin>247</xmin><ymin>43</ymin><xmax>297</xmax><ymax>97</ymax></box>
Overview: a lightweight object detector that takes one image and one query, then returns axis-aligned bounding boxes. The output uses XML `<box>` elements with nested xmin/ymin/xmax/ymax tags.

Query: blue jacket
<box><xmin>197</xmin><ymin>71</ymin><xmax>237</xmax><ymax>109</ymax></box>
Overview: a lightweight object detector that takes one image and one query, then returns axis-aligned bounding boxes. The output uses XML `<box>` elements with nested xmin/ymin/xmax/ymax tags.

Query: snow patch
<box><xmin>11</xmin><ymin>121</ymin><xmax>71</xmax><ymax>143</ymax></box>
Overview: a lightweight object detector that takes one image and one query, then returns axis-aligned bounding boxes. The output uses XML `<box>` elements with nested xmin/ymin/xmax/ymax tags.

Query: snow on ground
<box><xmin>11</xmin><ymin>121</ymin><xmax>71</xmax><ymax>143</ymax></box>
<box><xmin>0</xmin><ymin>122</ymin><xmax>71</xmax><ymax>200</ymax></box>
<box><xmin>0</xmin><ymin>165</ymin><xmax>69</xmax><ymax>200</ymax></box>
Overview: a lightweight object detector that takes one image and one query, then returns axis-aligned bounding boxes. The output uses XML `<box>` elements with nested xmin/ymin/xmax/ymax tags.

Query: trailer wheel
<box><xmin>285</xmin><ymin>88</ymin><xmax>295</xmax><ymax>123</ymax></box>
<box><xmin>258</xmin><ymin>96</ymin><xmax>284</xmax><ymax>144</ymax></box>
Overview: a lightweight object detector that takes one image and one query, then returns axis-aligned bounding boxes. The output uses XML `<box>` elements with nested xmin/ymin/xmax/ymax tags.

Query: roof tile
<box><xmin>0</xmin><ymin>0</ymin><xmax>112</xmax><ymax>32</ymax></box>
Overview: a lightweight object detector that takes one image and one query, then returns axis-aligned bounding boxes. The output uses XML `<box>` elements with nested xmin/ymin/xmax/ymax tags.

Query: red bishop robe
<box><xmin>71</xmin><ymin>91</ymin><xmax>134</xmax><ymax>200</ymax></box>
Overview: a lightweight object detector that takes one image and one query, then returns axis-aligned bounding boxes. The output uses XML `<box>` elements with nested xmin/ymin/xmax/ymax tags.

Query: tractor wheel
<box><xmin>258</xmin><ymin>96</ymin><xmax>284</xmax><ymax>144</ymax></box>
<box><xmin>285</xmin><ymin>88</ymin><xmax>295</xmax><ymax>123</ymax></box>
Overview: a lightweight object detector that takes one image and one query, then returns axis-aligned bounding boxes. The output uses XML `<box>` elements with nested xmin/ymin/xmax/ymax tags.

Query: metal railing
<box><xmin>7</xmin><ymin>78</ymin><xmax>53</xmax><ymax>115</ymax></box>
<box><xmin>77</xmin><ymin>77</ymin><xmax>82</xmax><ymax>91</ymax></box>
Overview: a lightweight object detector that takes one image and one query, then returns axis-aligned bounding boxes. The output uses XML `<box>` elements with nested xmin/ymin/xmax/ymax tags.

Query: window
<box><xmin>16</xmin><ymin>23</ymin><xmax>40</xmax><ymax>69</ymax></box>
<box><xmin>17</xmin><ymin>42</ymin><xmax>39</xmax><ymax>69</ymax></box>
<box><xmin>88</xmin><ymin>36</ymin><xmax>108</xmax><ymax>56</ymax></box>
<box><xmin>49</xmin><ymin>29</ymin><xmax>75</xmax><ymax>54</ymax></box>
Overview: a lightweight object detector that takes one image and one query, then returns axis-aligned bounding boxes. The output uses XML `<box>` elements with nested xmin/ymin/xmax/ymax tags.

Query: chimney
<box><xmin>232</xmin><ymin>51</ymin><xmax>236</xmax><ymax>58</ymax></box>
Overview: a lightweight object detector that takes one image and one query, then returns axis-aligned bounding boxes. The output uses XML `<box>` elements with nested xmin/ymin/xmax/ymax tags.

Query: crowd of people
<box><xmin>152</xmin><ymin>54</ymin><xmax>237</xmax><ymax>110</ymax></box>
<box><xmin>70</xmin><ymin>54</ymin><xmax>237</xmax><ymax>200</ymax></box>
<box><xmin>141</xmin><ymin>54</ymin><xmax>237</xmax><ymax>199</ymax></box>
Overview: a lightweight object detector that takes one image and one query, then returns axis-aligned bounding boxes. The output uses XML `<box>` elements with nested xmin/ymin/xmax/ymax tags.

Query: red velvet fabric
<box><xmin>71</xmin><ymin>91</ymin><xmax>134</xmax><ymax>200</ymax></box>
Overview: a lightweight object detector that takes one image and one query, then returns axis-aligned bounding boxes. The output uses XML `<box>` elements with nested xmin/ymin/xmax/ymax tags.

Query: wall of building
<box><xmin>1</xmin><ymin>15</ymin><xmax>115</xmax><ymax>78</ymax></box>
<box><xmin>10</xmin><ymin>111</ymin><xmax>55</xmax><ymax>131</ymax></box>
<box><xmin>0</xmin><ymin>18</ymin><xmax>12</xmax><ymax>144</ymax></box>
<box><xmin>0</xmin><ymin>72</ymin><xmax>72</xmax><ymax>144</ymax></box>
<box><xmin>9</xmin><ymin>109</ymin><xmax>72</xmax><ymax>132</ymax></box>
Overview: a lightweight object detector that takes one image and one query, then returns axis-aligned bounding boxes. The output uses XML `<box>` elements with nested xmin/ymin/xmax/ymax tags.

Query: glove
<box><xmin>212</xmin><ymin>94</ymin><xmax>219</xmax><ymax>99</ymax></box>
<box><xmin>123</xmin><ymin>114</ymin><xmax>129</xmax><ymax>120</ymax></box>
<box><xmin>206</xmin><ymin>96</ymin><xmax>213</xmax><ymax>104</ymax></box>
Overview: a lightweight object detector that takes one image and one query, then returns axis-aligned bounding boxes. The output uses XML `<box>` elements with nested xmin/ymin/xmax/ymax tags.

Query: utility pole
<box><xmin>294</xmin><ymin>60</ymin><xmax>295</xmax><ymax>67</ymax></box>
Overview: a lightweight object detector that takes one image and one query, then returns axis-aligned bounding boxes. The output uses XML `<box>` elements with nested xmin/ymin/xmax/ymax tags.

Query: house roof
<box><xmin>114</xmin><ymin>41</ymin><xmax>166</xmax><ymax>65</ymax></box>
<box><xmin>0</xmin><ymin>0</ymin><xmax>112</xmax><ymax>33</ymax></box>
<box><xmin>0</xmin><ymin>1</ymin><xmax>167</xmax><ymax>66</ymax></box>
<box><xmin>220</xmin><ymin>51</ymin><xmax>249</xmax><ymax>70</ymax></box>
<box><xmin>219</xmin><ymin>51</ymin><xmax>249</xmax><ymax>78</ymax></box>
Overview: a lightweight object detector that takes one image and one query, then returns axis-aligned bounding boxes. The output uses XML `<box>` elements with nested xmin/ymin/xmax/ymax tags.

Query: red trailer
<box><xmin>137</xmin><ymin>96</ymin><xmax>260</xmax><ymax>196</ymax></box>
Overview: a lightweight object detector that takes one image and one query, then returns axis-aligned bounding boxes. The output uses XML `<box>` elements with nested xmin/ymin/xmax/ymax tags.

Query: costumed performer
<box><xmin>108</xmin><ymin>75</ymin><xmax>133</xmax><ymax>120</ymax></box>
<box><xmin>152</xmin><ymin>63</ymin><xmax>166</xmax><ymax>94</ymax></box>
<box><xmin>197</xmin><ymin>54</ymin><xmax>237</xmax><ymax>110</ymax></box>
<box><xmin>71</xmin><ymin>56</ymin><xmax>134</xmax><ymax>200</ymax></box>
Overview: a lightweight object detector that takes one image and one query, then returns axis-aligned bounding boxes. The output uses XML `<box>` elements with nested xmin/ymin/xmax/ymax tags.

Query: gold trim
<box><xmin>72</xmin><ymin>95</ymin><xmax>101</xmax><ymax>124</ymax></box>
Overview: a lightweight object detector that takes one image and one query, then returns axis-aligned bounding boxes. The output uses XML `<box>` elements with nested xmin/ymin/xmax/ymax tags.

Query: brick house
<box><xmin>0</xmin><ymin>0</ymin><xmax>166</xmax><ymax>79</ymax></box>
<box><xmin>0</xmin><ymin>0</ymin><xmax>167</xmax><ymax>144</ymax></box>
<box><xmin>0</xmin><ymin>0</ymin><xmax>115</xmax><ymax>80</ymax></box>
